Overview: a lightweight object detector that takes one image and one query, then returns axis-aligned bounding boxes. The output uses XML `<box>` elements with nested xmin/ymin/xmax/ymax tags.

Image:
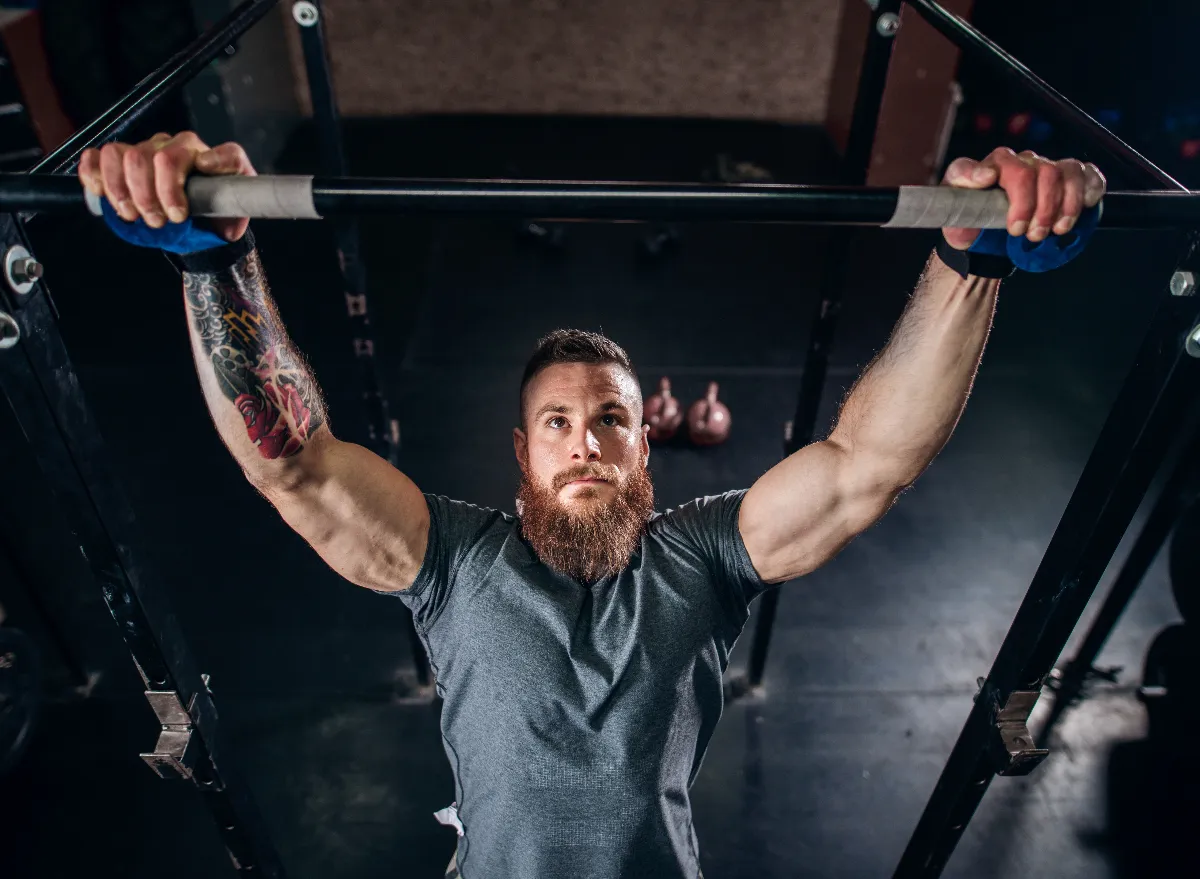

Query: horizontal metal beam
<box><xmin>4</xmin><ymin>173</ymin><xmax>1197</xmax><ymax>227</ymax></box>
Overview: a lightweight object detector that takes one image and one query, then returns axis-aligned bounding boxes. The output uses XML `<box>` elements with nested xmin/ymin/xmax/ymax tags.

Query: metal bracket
<box><xmin>139</xmin><ymin>689</ymin><xmax>199</xmax><ymax>780</ymax></box>
<box><xmin>4</xmin><ymin>245</ymin><xmax>41</xmax><ymax>299</ymax></box>
<box><xmin>991</xmin><ymin>689</ymin><xmax>1049</xmax><ymax>776</ymax></box>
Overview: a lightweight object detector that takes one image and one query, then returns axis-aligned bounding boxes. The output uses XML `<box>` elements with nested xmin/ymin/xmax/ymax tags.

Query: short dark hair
<box><xmin>519</xmin><ymin>329</ymin><xmax>639</xmax><ymax>425</ymax></box>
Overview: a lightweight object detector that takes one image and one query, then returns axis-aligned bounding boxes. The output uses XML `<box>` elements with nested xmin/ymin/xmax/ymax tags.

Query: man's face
<box><xmin>514</xmin><ymin>361</ymin><xmax>650</xmax><ymax>506</ymax></box>
<box><xmin>513</xmin><ymin>362</ymin><xmax>654</xmax><ymax>582</ymax></box>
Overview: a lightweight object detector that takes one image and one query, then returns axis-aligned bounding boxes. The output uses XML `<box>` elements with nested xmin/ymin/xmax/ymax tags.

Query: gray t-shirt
<box><xmin>386</xmin><ymin>490</ymin><xmax>771</xmax><ymax>879</ymax></box>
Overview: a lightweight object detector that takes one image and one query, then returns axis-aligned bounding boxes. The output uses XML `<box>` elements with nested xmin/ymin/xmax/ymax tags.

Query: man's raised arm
<box><xmin>739</xmin><ymin>148</ymin><xmax>1107</xmax><ymax>585</ymax></box>
<box><xmin>79</xmin><ymin>132</ymin><xmax>428</xmax><ymax>592</ymax></box>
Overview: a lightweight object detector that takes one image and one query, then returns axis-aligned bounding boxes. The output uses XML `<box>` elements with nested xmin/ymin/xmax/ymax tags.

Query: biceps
<box><xmin>740</xmin><ymin>440</ymin><xmax>897</xmax><ymax>583</ymax></box>
<box><xmin>257</xmin><ymin>438</ymin><xmax>429</xmax><ymax>591</ymax></box>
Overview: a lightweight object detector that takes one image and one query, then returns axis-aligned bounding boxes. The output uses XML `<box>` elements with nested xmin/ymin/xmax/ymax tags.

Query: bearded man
<box><xmin>78</xmin><ymin>131</ymin><xmax>1106</xmax><ymax>879</ymax></box>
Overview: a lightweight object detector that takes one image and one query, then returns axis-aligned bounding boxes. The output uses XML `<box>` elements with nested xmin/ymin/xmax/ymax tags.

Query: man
<box><xmin>78</xmin><ymin>133</ymin><xmax>1105</xmax><ymax>879</ymax></box>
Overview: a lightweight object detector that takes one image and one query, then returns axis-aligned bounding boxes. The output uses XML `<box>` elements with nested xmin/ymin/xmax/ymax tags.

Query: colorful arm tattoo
<box><xmin>183</xmin><ymin>250</ymin><xmax>325</xmax><ymax>459</ymax></box>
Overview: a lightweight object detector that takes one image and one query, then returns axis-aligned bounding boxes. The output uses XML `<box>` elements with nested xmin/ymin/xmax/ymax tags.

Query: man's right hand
<box><xmin>78</xmin><ymin>131</ymin><xmax>256</xmax><ymax>244</ymax></box>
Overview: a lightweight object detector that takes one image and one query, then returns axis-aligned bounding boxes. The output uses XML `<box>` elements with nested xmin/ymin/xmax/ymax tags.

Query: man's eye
<box><xmin>548</xmin><ymin>416</ymin><xmax>567</xmax><ymax>429</ymax></box>
<box><xmin>600</xmin><ymin>414</ymin><xmax>619</xmax><ymax>427</ymax></box>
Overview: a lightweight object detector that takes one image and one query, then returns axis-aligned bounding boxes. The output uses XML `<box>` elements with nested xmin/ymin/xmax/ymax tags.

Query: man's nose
<box><xmin>569</xmin><ymin>426</ymin><xmax>601</xmax><ymax>461</ymax></box>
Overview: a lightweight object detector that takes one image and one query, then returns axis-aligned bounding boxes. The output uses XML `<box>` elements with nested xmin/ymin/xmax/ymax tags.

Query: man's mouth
<box><xmin>566</xmin><ymin>477</ymin><xmax>607</xmax><ymax>486</ymax></box>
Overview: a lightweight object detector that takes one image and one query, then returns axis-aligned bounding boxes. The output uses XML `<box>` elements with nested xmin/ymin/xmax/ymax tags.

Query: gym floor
<box><xmin>1</xmin><ymin>116</ymin><xmax>1194</xmax><ymax>878</ymax></box>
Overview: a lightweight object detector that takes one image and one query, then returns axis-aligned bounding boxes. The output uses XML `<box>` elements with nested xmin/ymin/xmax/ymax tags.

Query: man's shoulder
<box><xmin>647</xmin><ymin>489</ymin><xmax>751</xmax><ymax>528</ymax></box>
<box><xmin>425</xmin><ymin>494</ymin><xmax>518</xmax><ymax>539</ymax></box>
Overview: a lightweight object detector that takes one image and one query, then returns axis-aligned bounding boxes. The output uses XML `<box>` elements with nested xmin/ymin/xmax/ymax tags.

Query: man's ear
<box><xmin>641</xmin><ymin>423</ymin><xmax>651</xmax><ymax>467</ymax></box>
<box><xmin>513</xmin><ymin>427</ymin><xmax>528</xmax><ymax>473</ymax></box>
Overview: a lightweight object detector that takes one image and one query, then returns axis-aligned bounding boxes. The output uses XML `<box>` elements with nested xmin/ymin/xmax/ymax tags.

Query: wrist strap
<box><xmin>935</xmin><ymin>235</ymin><xmax>1016</xmax><ymax>280</ymax></box>
<box><xmin>164</xmin><ymin>229</ymin><xmax>256</xmax><ymax>275</ymax></box>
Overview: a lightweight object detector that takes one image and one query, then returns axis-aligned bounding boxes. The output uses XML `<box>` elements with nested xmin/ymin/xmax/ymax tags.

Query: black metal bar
<box><xmin>11</xmin><ymin>173</ymin><xmax>1197</xmax><ymax>227</ymax></box>
<box><xmin>293</xmin><ymin>1</ymin><xmax>429</xmax><ymax>689</ymax></box>
<box><xmin>295</xmin><ymin>2</ymin><xmax>348</xmax><ymax>180</ymax></box>
<box><xmin>0</xmin><ymin>214</ymin><xmax>286</xmax><ymax>876</ymax></box>
<box><xmin>904</xmin><ymin>0</ymin><xmax>1185</xmax><ymax>192</ymax></box>
<box><xmin>892</xmin><ymin>237</ymin><xmax>1200</xmax><ymax>879</ymax></box>
<box><xmin>1039</xmin><ymin>419</ymin><xmax>1200</xmax><ymax>741</ymax></box>
<box><xmin>843</xmin><ymin>0</ymin><xmax>905</xmax><ymax>187</ymax></box>
<box><xmin>294</xmin><ymin>8</ymin><xmax>399</xmax><ymax>466</ymax></box>
<box><xmin>30</xmin><ymin>0</ymin><xmax>281</xmax><ymax>176</ymax></box>
<box><xmin>744</xmin><ymin>0</ymin><xmax>903</xmax><ymax>692</ymax></box>
<box><xmin>308</xmin><ymin>179</ymin><xmax>896</xmax><ymax>221</ymax></box>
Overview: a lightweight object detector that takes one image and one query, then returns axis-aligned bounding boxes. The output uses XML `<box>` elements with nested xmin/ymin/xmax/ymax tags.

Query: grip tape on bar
<box><xmin>84</xmin><ymin>175</ymin><xmax>320</xmax><ymax>220</ymax></box>
<box><xmin>883</xmin><ymin>186</ymin><xmax>1012</xmax><ymax>229</ymax></box>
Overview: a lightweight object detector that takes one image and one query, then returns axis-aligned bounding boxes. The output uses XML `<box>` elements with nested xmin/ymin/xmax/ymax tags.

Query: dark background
<box><xmin>1</xmin><ymin>1</ymin><xmax>1198</xmax><ymax>877</ymax></box>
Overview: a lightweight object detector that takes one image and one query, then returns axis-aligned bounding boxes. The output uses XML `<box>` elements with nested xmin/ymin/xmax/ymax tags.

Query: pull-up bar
<box><xmin>3</xmin><ymin>173</ymin><xmax>1197</xmax><ymax>228</ymax></box>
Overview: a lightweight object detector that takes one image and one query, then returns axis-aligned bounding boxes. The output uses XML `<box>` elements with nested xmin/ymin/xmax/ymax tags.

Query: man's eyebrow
<box><xmin>531</xmin><ymin>400</ymin><xmax>630</xmax><ymax>421</ymax></box>
<box><xmin>532</xmin><ymin>403</ymin><xmax>570</xmax><ymax>421</ymax></box>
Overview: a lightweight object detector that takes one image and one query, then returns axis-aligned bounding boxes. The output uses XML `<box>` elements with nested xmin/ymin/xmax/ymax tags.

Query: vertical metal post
<box><xmin>892</xmin><ymin>239</ymin><xmax>1200</xmax><ymax>879</ymax></box>
<box><xmin>291</xmin><ymin>0</ymin><xmax>397</xmax><ymax>465</ymax></box>
<box><xmin>1038</xmin><ymin>418</ymin><xmax>1200</xmax><ymax>741</ymax></box>
<box><xmin>739</xmin><ymin>0</ymin><xmax>903</xmax><ymax>695</ymax></box>
<box><xmin>290</xmin><ymin>1</ymin><xmax>430</xmax><ymax>689</ymax></box>
<box><xmin>0</xmin><ymin>215</ymin><xmax>286</xmax><ymax>876</ymax></box>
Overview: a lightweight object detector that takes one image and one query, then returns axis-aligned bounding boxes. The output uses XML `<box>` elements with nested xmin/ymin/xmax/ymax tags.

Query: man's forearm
<box><xmin>831</xmin><ymin>252</ymin><xmax>999</xmax><ymax>489</ymax></box>
<box><xmin>183</xmin><ymin>245</ymin><xmax>327</xmax><ymax>477</ymax></box>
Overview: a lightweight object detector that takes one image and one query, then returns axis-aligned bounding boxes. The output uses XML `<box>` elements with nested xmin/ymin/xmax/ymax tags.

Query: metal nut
<box><xmin>12</xmin><ymin>257</ymin><xmax>42</xmax><ymax>284</ymax></box>
<box><xmin>292</xmin><ymin>1</ymin><xmax>319</xmax><ymax>26</ymax></box>
<box><xmin>1186</xmin><ymin>324</ymin><xmax>1200</xmax><ymax>359</ymax></box>
<box><xmin>5</xmin><ymin>245</ymin><xmax>41</xmax><ymax>296</ymax></box>
<box><xmin>1170</xmin><ymin>270</ymin><xmax>1195</xmax><ymax>297</ymax></box>
<box><xmin>0</xmin><ymin>311</ymin><xmax>20</xmax><ymax>350</ymax></box>
<box><xmin>877</xmin><ymin>12</ymin><xmax>901</xmax><ymax>37</ymax></box>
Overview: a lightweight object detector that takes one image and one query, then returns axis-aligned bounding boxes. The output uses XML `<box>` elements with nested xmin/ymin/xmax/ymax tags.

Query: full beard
<box><xmin>517</xmin><ymin>463</ymin><xmax>655</xmax><ymax>584</ymax></box>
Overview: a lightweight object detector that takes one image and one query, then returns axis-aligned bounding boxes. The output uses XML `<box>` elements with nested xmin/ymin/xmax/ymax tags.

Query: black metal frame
<box><xmin>1037</xmin><ymin>415</ymin><xmax>1200</xmax><ymax>744</ymax></box>
<box><xmin>0</xmin><ymin>211</ymin><xmax>285</xmax><ymax>877</ymax></box>
<box><xmin>3</xmin><ymin>1</ymin><xmax>289</xmax><ymax>873</ymax></box>
<box><xmin>724</xmin><ymin>2</ymin><xmax>1200</xmax><ymax>877</ymax></box>
<box><xmin>3</xmin><ymin>0</ymin><xmax>1200</xmax><ymax>877</ymax></box>
<box><xmin>291</xmin><ymin>0</ymin><xmax>430</xmax><ymax>689</ymax></box>
<box><xmin>882</xmin><ymin>3</ymin><xmax>1199</xmax><ymax>877</ymax></box>
<box><xmin>29</xmin><ymin>0</ymin><xmax>283</xmax><ymax>177</ymax></box>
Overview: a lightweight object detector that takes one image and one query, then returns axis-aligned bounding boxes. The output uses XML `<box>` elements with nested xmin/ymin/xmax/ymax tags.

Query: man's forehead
<box><xmin>527</xmin><ymin>362</ymin><xmax>640</xmax><ymax>403</ymax></box>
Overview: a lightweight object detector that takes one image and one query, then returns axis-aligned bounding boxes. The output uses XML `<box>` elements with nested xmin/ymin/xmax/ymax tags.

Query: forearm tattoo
<box><xmin>183</xmin><ymin>250</ymin><xmax>325</xmax><ymax>459</ymax></box>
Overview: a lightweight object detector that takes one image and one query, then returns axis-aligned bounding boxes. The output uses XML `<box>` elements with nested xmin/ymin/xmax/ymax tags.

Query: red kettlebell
<box><xmin>687</xmin><ymin>382</ymin><xmax>731</xmax><ymax>447</ymax></box>
<box><xmin>644</xmin><ymin>377</ymin><xmax>683</xmax><ymax>442</ymax></box>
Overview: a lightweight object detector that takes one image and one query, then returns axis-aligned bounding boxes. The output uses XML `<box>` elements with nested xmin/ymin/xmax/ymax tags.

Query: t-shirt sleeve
<box><xmin>659</xmin><ymin>489</ymin><xmax>773</xmax><ymax>626</ymax></box>
<box><xmin>374</xmin><ymin>493</ymin><xmax>500</xmax><ymax>630</ymax></box>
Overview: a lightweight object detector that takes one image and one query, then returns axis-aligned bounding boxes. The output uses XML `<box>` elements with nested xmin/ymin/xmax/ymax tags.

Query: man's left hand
<box><xmin>942</xmin><ymin>147</ymin><xmax>1107</xmax><ymax>251</ymax></box>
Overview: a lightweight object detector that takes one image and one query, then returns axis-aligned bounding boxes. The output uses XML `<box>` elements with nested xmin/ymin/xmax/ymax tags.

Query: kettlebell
<box><xmin>644</xmin><ymin>377</ymin><xmax>683</xmax><ymax>442</ymax></box>
<box><xmin>687</xmin><ymin>382</ymin><xmax>731</xmax><ymax>447</ymax></box>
